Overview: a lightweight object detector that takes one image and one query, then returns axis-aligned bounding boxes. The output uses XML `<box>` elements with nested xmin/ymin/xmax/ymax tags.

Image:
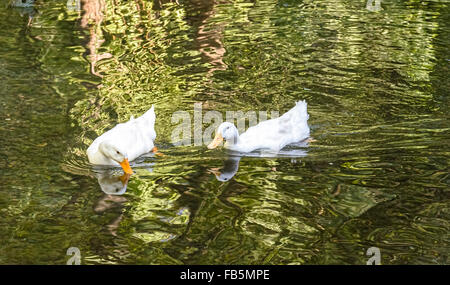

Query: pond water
<box><xmin>0</xmin><ymin>0</ymin><xmax>448</xmax><ymax>264</ymax></box>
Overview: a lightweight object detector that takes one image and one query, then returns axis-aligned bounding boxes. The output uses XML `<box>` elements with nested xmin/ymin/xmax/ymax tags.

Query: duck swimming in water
<box><xmin>87</xmin><ymin>105</ymin><xmax>158</xmax><ymax>174</ymax></box>
<box><xmin>208</xmin><ymin>100</ymin><xmax>310</xmax><ymax>153</ymax></box>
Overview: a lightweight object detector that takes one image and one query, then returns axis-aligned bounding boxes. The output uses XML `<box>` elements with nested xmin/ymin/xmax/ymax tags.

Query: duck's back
<box><xmin>87</xmin><ymin>106</ymin><xmax>156</xmax><ymax>163</ymax></box>
<box><xmin>111</xmin><ymin>112</ymin><xmax>156</xmax><ymax>161</ymax></box>
<box><xmin>238</xmin><ymin>100</ymin><xmax>309</xmax><ymax>152</ymax></box>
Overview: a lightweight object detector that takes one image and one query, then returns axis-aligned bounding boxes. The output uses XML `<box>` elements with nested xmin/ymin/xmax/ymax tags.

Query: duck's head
<box><xmin>208</xmin><ymin>122</ymin><xmax>239</xmax><ymax>149</ymax></box>
<box><xmin>99</xmin><ymin>141</ymin><xmax>133</xmax><ymax>174</ymax></box>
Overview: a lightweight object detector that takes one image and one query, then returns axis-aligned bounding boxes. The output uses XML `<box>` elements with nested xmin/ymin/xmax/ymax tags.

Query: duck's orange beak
<box><xmin>119</xmin><ymin>158</ymin><xmax>133</xmax><ymax>174</ymax></box>
<box><xmin>207</xmin><ymin>133</ymin><xmax>223</xmax><ymax>149</ymax></box>
<box><xmin>119</xmin><ymin>173</ymin><xmax>131</xmax><ymax>185</ymax></box>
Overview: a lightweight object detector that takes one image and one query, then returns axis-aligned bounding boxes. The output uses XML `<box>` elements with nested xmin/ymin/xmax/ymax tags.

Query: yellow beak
<box><xmin>119</xmin><ymin>173</ymin><xmax>131</xmax><ymax>185</ymax></box>
<box><xmin>119</xmin><ymin>158</ymin><xmax>133</xmax><ymax>174</ymax></box>
<box><xmin>207</xmin><ymin>133</ymin><xmax>223</xmax><ymax>149</ymax></box>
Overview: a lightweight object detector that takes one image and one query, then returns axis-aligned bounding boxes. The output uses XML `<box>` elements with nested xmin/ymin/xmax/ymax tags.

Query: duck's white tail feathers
<box><xmin>286</xmin><ymin>100</ymin><xmax>309</xmax><ymax>139</ymax></box>
<box><xmin>142</xmin><ymin>105</ymin><xmax>156</xmax><ymax>125</ymax></box>
<box><xmin>294</xmin><ymin>100</ymin><xmax>309</xmax><ymax>122</ymax></box>
<box><xmin>280</xmin><ymin>100</ymin><xmax>308</xmax><ymax>122</ymax></box>
<box><xmin>276</xmin><ymin>100</ymin><xmax>309</xmax><ymax>136</ymax></box>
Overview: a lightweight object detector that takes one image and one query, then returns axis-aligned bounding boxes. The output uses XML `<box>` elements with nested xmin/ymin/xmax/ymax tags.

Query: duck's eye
<box><xmin>116</xmin><ymin>151</ymin><xmax>120</xmax><ymax>154</ymax></box>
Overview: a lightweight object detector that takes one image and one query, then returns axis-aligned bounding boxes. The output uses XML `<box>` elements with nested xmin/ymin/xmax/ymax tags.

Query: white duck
<box><xmin>87</xmin><ymin>105</ymin><xmax>157</xmax><ymax>174</ymax></box>
<box><xmin>208</xmin><ymin>100</ymin><xmax>310</xmax><ymax>153</ymax></box>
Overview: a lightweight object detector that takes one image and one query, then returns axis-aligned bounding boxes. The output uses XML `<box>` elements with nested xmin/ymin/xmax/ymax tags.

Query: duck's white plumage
<box><xmin>208</xmin><ymin>100</ymin><xmax>310</xmax><ymax>153</ymax></box>
<box><xmin>87</xmin><ymin>105</ymin><xmax>156</xmax><ymax>166</ymax></box>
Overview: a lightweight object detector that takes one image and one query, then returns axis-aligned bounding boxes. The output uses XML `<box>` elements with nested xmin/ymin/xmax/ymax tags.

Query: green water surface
<box><xmin>0</xmin><ymin>0</ymin><xmax>448</xmax><ymax>264</ymax></box>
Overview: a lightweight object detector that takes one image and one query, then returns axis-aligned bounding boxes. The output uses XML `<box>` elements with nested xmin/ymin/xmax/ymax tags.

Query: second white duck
<box><xmin>87</xmin><ymin>105</ymin><xmax>157</xmax><ymax>174</ymax></box>
<box><xmin>208</xmin><ymin>100</ymin><xmax>310</xmax><ymax>153</ymax></box>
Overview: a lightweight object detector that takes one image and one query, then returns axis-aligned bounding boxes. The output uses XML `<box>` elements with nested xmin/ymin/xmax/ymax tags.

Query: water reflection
<box><xmin>91</xmin><ymin>156</ymin><xmax>156</xmax><ymax>193</ymax></box>
<box><xmin>81</xmin><ymin>0</ymin><xmax>111</xmax><ymax>77</ymax></box>
<box><xmin>10</xmin><ymin>0</ymin><xmax>35</xmax><ymax>8</ymax></box>
<box><xmin>186</xmin><ymin>0</ymin><xmax>227</xmax><ymax>75</ymax></box>
<box><xmin>93</xmin><ymin>170</ymin><xmax>131</xmax><ymax>195</ymax></box>
<box><xmin>209</xmin><ymin>141</ymin><xmax>310</xmax><ymax>182</ymax></box>
<box><xmin>10</xmin><ymin>0</ymin><xmax>37</xmax><ymax>27</ymax></box>
<box><xmin>209</xmin><ymin>156</ymin><xmax>241</xmax><ymax>182</ymax></box>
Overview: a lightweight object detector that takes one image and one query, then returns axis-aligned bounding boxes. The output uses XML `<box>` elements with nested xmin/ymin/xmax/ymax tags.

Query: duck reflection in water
<box><xmin>94</xmin><ymin>169</ymin><xmax>131</xmax><ymax>195</ymax></box>
<box><xmin>208</xmin><ymin>156</ymin><xmax>241</xmax><ymax>182</ymax></box>
<box><xmin>92</xmin><ymin>169</ymin><xmax>130</xmax><ymax>237</ymax></box>
<box><xmin>92</xmin><ymin>160</ymin><xmax>154</xmax><ymax>194</ymax></box>
<box><xmin>208</xmin><ymin>144</ymin><xmax>310</xmax><ymax>182</ymax></box>
<box><xmin>10</xmin><ymin>0</ymin><xmax>37</xmax><ymax>27</ymax></box>
<box><xmin>92</xmin><ymin>166</ymin><xmax>155</xmax><ymax>237</ymax></box>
